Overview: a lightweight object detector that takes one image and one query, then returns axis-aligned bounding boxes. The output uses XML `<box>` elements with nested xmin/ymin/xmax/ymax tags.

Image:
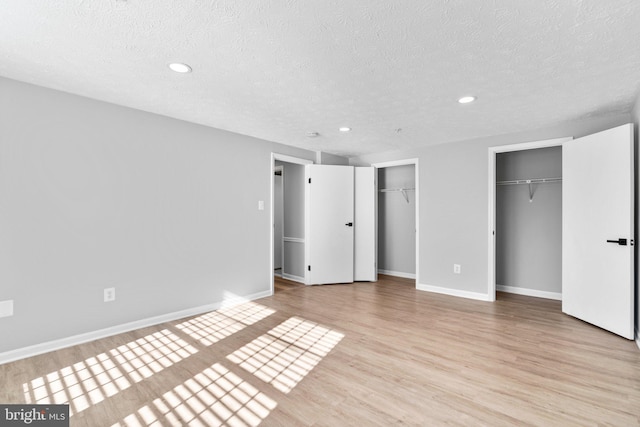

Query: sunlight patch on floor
<box><xmin>227</xmin><ymin>317</ymin><xmax>344</xmax><ymax>393</ymax></box>
<box><xmin>176</xmin><ymin>302</ymin><xmax>275</xmax><ymax>346</ymax></box>
<box><xmin>23</xmin><ymin>329</ymin><xmax>198</xmax><ymax>416</ymax></box>
<box><xmin>111</xmin><ymin>363</ymin><xmax>277</xmax><ymax>427</ymax></box>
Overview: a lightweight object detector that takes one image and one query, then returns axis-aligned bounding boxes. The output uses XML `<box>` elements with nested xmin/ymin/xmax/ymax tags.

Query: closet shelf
<box><xmin>379</xmin><ymin>187</ymin><xmax>415</xmax><ymax>203</ymax></box>
<box><xmin>496</xmin><ymin>177</ymin><xmax>562</xmax><ymax>186</ymax></box>
<box><xmin>496</xmin><ymin>177</ymin><xmax>561</xmax><ymax>203</ymax></box>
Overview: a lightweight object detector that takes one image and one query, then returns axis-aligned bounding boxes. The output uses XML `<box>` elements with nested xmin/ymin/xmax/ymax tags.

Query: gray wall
<box><xmin>283</xmin><ymin>242</ymin><xmax>305</xmax><ymax>279</ymax></box>
<box><xmin>0</xmin><ymin>77</ymin><xmax>316</xmax><ymax>354</ymax></box>
<box><xmin>282</xmin><ymin>163</ymin><xmax>305</xmax><ymax>239</ymax></box>
<box><xmin>351</xmin><ymin>114</ymin><xmax>631</xmax><ymax>298</ymax></box>
<box><xmin>633</xmin><ymin>92</ymin><xmax>640</xmax><ymax>341</ymax></box>
<box><xmin>378</xmin><ymin>165</ymin><xmax>416</xmax><ymax>275</ymax></box>
<box><xmin>496</xmin><ymin>147</ymin><xmax>562</xmax><ymax>294</ymax></box>
<box><xmin>320</xmin><ymin>152</ymin><xmax>349</xmax><ymax>165</ymax></box>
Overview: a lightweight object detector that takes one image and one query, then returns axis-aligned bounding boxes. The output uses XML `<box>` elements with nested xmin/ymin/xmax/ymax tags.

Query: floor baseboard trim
<box><xmin>378</xmin><ymin>269</ymin><xmax>416</xmax><ymax>279</ymax></box>
<box><xmin>496</xmin><ymin>285</ymin><xmax>562</xmax><ymax>301</ymax></box>
<box><xmin>416</xmin><ymin>283</ymin><xmax>492</xmax><ymax>301</ymax></box>
<box><xmin>282</xmin><ymin>273</ymin><xmax>305</xmax><ymax>284</ymax></box>
<box><xmin>0</xmin><ymin>290</ymin><xmax>271</xmax><ymax>365</ymax></box>
<box><xmin>636</xmin><ymin>332</ymin><xmax>640</xmax><ymax>350</ymax></box>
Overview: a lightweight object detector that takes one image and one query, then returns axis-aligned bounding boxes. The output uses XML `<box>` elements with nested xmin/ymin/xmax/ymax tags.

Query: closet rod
<box><xmin>496</xmin><ymin>177</ymin><xmax>562</xmax><ymax>186</ymax></box>
<box><xmin>379</xmin><ymin>187</ymin><xmax>415</xmax><ymax>203</ymax></box>
<box><xmin>379</xmin><ymin>187</ymin><xmax>416</xmax><ymax>192</ymax></box>
<box><xmin>496</xmin><ymin>177</ymin><xmax>561</xmax><ymax>203</ymax></box>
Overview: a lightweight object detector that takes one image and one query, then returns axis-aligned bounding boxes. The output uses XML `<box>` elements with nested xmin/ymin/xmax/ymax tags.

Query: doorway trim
<box><xmin>487</xmin><ymin>137</ymin><xmax>571</xmax><ymax>301</ymax></box>
<box><xmin>371</xmin><ymin>158</ymin><xmax>420</xmax><ymax>285</ymax></box>
<box><xmin>270</xmin><ymin>153</ymin><xmax>313</xmax><ymax>295</ymax></box>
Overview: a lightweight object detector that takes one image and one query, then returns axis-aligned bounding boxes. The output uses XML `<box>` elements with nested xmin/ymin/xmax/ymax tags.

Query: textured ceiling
<box><xmin>1</xmin><ymin>1</ymin><xmax>640</xmax><ymax>157</ymax></box>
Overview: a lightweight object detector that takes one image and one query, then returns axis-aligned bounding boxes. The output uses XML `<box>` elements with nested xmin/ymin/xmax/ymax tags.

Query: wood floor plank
<box><xmin>2</xmin><ymin>275</ymin><xmax>639</xmax><ymax>426</ymax></box>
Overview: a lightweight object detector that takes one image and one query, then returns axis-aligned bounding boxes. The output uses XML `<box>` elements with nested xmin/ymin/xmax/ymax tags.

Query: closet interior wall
<box><xmin>275</xmin><ymin>161</ymin><xmax>305</xmax><ymax>282</ymax></box>
<box><xmin>274</xmin><ymin>166</ymin><xmax>283</xmax><ymax>273</ymax></box>
<box><xmin>378</xmin><ymin>165</ymin><xmax>416</xmax><ymax>278</ymax></box>
<box><xmin>496</xmin><ymin>147</ymin><xmax>562</xmax><ymax>298</ymax></box>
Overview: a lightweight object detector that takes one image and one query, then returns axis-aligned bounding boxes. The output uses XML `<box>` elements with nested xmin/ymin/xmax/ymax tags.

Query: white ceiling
<box><xmin>2</xmin><ymin>1</ymin><xmax>640</xmax><ymax>157</ymax></box>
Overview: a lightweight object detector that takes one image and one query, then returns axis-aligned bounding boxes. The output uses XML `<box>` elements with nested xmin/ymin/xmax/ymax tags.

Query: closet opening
<box><xmin>488</xmin><ymin>137</ymin><xmax>569</xmax><ymax>301</ymax></box>
<box><xmin>495</xmin><ymin>147</ymin><xmax>562</xmax><ymax>301</ymax></box>
<box><xmin>273</xmin><ymin>166</ymin><xmax>284</xmax><ymax>278</ymax></box>
<box><xmin>270</xmin><ymin>154</ymin><xmax>312</xmax><ymax>294</ymax></box>
<box><xmin>372</xmin><ymin>159</ymin><xmax>419</xmax><ymax>286</ymax></box>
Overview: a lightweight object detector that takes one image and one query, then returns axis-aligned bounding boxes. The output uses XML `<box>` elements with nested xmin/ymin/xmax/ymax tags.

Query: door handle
<box><xmin>606</xmin><ymin>238</ymin><xmax>627</xmax><ymax>246</ymax></box>
<box><xmin>345</xmin><ymin>222</ymin><xmax>353</xmax><ymax>227</ymax></box>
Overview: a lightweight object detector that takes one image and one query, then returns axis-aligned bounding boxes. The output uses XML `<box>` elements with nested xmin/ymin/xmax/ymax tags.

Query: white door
<box><xmin>305</xmin><ymin>165</ymin><xmax>355</xmax><ymax>284</ymax></box>
<box><xmin>355</xmin><ymin>167</ymin><xmax>377</xmax><ymax>281</ymax></box>
<box><xmin>562</xmin><ymin>123</ymin><xmax>634</xmax><ymax>339</ymax></box>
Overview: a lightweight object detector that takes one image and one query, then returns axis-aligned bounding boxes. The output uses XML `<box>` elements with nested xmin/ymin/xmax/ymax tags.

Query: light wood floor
<box><xmin>2</xmin><ymin>275</ymin><xmax>639</xmax><ymax>426</ymax></box>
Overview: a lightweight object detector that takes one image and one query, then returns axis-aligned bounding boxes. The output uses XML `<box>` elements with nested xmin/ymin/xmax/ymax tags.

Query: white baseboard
<box><xmin>496</xmin><ymin>285</ymin><xmax>562</xmax><ymax>301</ymax></box>
<box><xmin>282</xmin><ymin>273</ymin><xmax>305</xmax><ymax>284</ymax></box>
<box><xmin>378</xmin><ymin>269</ymin><xmax>416</xmax><ymax>279</ymax></box>
<box><xmin>0</xmin><ymin>290</ymin><xmax>271</xmax><ymax>365</ymax></box>
<box><xmin>636</xmin><ymin>332</ymin><xmax>640</xmax><ymax>350</ymax></box>
<box><xmin>416</xmin><ymin>283</ymin><xmax>492</xmax><ymax>301</ymax></box>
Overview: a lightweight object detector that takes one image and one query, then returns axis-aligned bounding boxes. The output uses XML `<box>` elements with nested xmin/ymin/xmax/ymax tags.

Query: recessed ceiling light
<box><xmin>168</xmin><ymin>63</ymin><xmax>192</xmax><ymax>73</ymax></box>
<box><xmin>458</xmin><ymin>96</ymin><xmax>476</xmax><ymax>104</ymax></box>
<box><xmin>339</xmin><ymin>127</ymin><xmax>351</xmax><ymax>132</ymax></box>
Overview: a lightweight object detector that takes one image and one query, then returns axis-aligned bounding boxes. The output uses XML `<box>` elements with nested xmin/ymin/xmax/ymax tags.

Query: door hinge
<box><xmin>308</xmin><ymin>265</ymin><xmax>311</xmax><ymax>271</ymax></box>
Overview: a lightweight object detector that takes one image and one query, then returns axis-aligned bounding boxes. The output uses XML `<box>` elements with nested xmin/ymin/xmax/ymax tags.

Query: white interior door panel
<box><xmin>562</xmin><ymin>123</ymin><xmax>634</xmax><ymax>339</ymax></box>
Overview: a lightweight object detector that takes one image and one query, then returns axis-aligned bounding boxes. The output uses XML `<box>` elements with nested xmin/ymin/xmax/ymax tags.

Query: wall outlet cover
<box><xmin>104</xmin><ymin>288</ymin><xmax>116</xmax><ymax>302</ymax></box>
<box><xmin>453</xmin><ymin>264</ymin><xmax>461</xmax><ymax>274</ymax></box>
<box><xmin>0</xmin><ymin>300</ymin><xmax>14</xmax><ymax>318</ymax></box>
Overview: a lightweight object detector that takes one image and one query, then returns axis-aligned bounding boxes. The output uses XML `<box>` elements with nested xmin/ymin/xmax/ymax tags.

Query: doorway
<box><xmin>495</xmin><ymin>146</ymin><xmax>563</xmax><ymax>300</ymax></box>
<box><xmin>273</xmin><ymin>165</ymin><xmax>283</xmax><ymax>277</ymax></box>
<box><xmin>270</xmin><ymin>156</ymin><xmax>380</xmax><ymax>290</ymax></box>
<box><xmin>270</xmin><ymin>154</ymin><xmax>313</xmax><ymax>294</ymax></box>
<box><xmin>372</xmin><ymin>159</ymin><xmax>419</xmax><ymax>285</ymax></box>
<box><xmin>488</xmin><ymin>137</ymin><xmax>571</xmax><ymax>301</ymax></box>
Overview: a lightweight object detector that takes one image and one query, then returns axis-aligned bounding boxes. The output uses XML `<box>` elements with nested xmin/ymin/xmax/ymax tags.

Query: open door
<box><xmin>562</xmin><ymin>123</ymin><xmax>634</xmax><ymax>339</ymax></box>
<box><xmin>354</xmin><ymin>167</ymin><xmax>377</xmax><ymax>281</ymax></box>
<box><xmin>305</xmin><ymin>165</ymin><xmax>355</xmax><ymax>284</ymax></box>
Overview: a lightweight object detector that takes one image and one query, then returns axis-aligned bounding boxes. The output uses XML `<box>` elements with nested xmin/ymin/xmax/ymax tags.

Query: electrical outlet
<box><xmin>104</xmin><ymin>288</ymin><xmax>115</xmax><ymax>302</ymax></box>
<box><xmin>453</xmin><ymin>264</ymin><xmax>461</xmax><ymax>274</ymax></box>
<box><xmin>258</xmin><ymin>200</ymin><xmax>265</xmax><ymax>210</ymax></box>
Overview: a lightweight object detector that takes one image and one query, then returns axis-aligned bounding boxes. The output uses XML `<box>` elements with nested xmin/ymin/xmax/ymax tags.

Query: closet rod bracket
<box><xmin>379</xmin><ymin>187</ymin><xmax>415</xmax><ymax>203</ymax></box>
